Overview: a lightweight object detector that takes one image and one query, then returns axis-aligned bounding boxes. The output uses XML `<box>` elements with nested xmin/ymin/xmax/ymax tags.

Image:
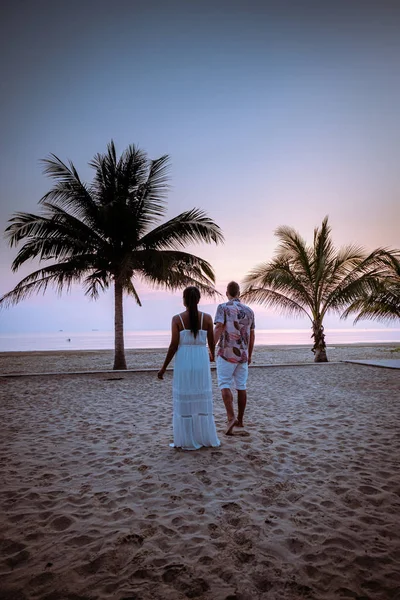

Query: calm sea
<box><xmin>0</xmin><ymin>329</ymin><xmax>399</xmax><ymax>352</ymax></box>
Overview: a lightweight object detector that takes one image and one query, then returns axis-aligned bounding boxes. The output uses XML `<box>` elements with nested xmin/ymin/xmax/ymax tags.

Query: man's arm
<box><xmin>214</xmin><ymin>322</ymin><xmax>224</xmax><ymax>346</ymax></box>
<box><xmin>248</xmin><ymin>329</ymin><xmax>255</xmax><ymax>365</ymax></box>
<box><xmin>213</xmin><ymin>304</ymin><xmax>225</xmax><ymax>346</ymax></box>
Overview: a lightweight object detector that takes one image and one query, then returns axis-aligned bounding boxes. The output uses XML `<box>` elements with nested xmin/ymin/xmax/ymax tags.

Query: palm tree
<box><xmin>1</xmin><ymin>141</ymin><xmax>224</xmax><ymax>369</ymax></box>
<box><xmin>342</xmin><ymin>252</ymin><xmax>400</xmax><ymax>324</ymax></box>
<box><xmin>242</xmin><ymin>217</ymin><xmax>392</xmax><ymax>362</ymax></box>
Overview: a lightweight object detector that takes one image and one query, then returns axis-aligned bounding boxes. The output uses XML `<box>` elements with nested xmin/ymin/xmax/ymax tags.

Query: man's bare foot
<box><xmin>225</xmin><ymin>418</ymin><xmax>238</xmax><ymax>436</ymax></box>
<box><xmin>236</xmin><ymin>421</ymin><xmax>244</xmax><ymax>427</ymax></box>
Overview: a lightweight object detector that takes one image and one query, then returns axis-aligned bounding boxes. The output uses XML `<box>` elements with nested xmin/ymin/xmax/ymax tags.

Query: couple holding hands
<box><xmin>158</xmin><ymin>281</ymin><xmax>255</xmax><ymax>450</ymax></box>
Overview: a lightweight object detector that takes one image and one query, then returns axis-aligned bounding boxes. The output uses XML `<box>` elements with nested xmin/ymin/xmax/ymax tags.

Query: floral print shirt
<box><xmin>214</xmin><ymin>299</ymin><xmax>255</xmax><ymax>363</ymax></box>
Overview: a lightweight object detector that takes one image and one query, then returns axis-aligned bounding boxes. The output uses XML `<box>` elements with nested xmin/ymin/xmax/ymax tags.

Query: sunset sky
<box><xmin>0</xmin><ymin>0</ymin><xmax>399</xmax><ymax>334</ymax></box>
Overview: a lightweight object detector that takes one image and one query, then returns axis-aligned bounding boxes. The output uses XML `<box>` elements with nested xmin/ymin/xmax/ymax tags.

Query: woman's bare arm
<box><xmin>158</xmin><ymin>317</ymin><xmax>180</xmax><ymax>379</ymax></box>
<box><xmin>206</xmin><ymin>313</ymin><xmax>215</xmax><ymax>361</ymax></box>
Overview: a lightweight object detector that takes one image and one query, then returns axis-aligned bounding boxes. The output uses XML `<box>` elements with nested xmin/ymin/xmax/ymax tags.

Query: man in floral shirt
<box><xmin>214</xmin><ymin>281</ymin><xmax>255</xmax><ymax>435</ymax></box>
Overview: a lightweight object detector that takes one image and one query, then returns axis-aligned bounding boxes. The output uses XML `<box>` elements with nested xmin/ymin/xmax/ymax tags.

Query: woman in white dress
<box><xmin>157</xmin><ymin>287</ymin><xmax>221</xmax><ymax>450</ymax></box>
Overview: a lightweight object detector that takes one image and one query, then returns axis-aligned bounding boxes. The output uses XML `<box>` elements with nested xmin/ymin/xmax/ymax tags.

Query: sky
<box><xmin>0</xmin><ymin>0</ymin><xmax>399</xmax><ymax>334</ymax></box>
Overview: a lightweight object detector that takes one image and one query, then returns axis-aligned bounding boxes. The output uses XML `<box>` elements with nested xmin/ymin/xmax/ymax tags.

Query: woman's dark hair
<box><xmin>183</xmin><ymin>286</ymin><xmax>201</xmax><ymax>338</ymax></box>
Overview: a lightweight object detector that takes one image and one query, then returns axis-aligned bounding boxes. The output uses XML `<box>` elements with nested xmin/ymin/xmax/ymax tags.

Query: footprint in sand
<box><xmin>162</xmin><ymin>563</ymin><xmax>210</xmax><ymax>597</ymax></box>
<box><xmin>359</xmin><ymin>484</ymin><xmax>380</xmax><ymax>495</ymax></box>
<box><xmin>207</xmin><ymin>523</ymin><xmax>220</xmax><ymax>539</ymax></box>
<box><xmin>162</xmin><ymin>563</ymin><xmax>187</xmax><ymax>583</ymax></box>
<box><xmin>232</xmin><ymin>531</ymin><xmax>252</xmax><ymax>549</ymax></box>
<box><xmin>246</xmin><ymin>453</ymin><xmax>261</xmax><ymax>463</ymax></box>
<box><xmin>221</xmin><ymin>502</ymin><xmax>242</xmax><ymax>513</ymax></box>
<box><xmin>234</xmin><ymin>550</ymin><xmax>255</xmax><ymax>564</ymax></box>
<box><xmin>6</xmin><ymin>549</ymin><xmax>30</xmax><ymax>568</ymax></box>
<box><xmin>252</xmin><ymin>574</ymin><xmax>273</xmax><ymax>593</ymax></box>
<box><xmin>131</xmin><ymin>568</ymin><xmax>152</xmax><ymax>580</ymax></box>
<box><xmin>225</xmin><ymin>513</ymin><xmax>242</xmax><ymax>528</ymax></box>
<box><xmin>198</xmin><ymin>555</ymin><xmax>213</xmax><ymax>565</ymax></box>
<box><xmin>9</xmin><ymin>512</ymin><xmax>28</xmax><ymax>523</ymax></box>
<box><xmin>285</xmin><ymin>536</ymin><xmax>307</xmax><ymax>555</ymax></box>
<box><xmin>65</xmin><ymin>535</ymin><xmax>95</xmax><ymax>547</ymax></box>
<box><xmin>0</xmin><ymin>539</ymin><xmax>26</xmax><ymax>556</ymax></box>
<box><xmin>50</xmin><ymin>515</ymin><xmax>75</xmax><ymax>531</ymax></box>
<box><xmin>284</xmin><ymin>581</ymin><xmax>314</xmax><ymax>597</ymax></box>
<box><xmin>195</xmin><ymin>470</ymin><xmax>212</xmax><ymax>485</ymax></box>
<box><xmin>118</xmin><ymin>533</ymin><xmax>144</xmax><ymax>546</ymax></box>
<box><xmin>29</xmin><ymin>571</ymin><xmax>55</xmax><ymax>587</ymax></box>
<box><xmin>76</xmin><ymin>555</ymin><xmax>107</xmax><ymax>576</ymax></box>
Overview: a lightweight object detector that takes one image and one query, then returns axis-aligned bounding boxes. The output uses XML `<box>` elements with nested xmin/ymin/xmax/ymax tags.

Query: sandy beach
<box><xmin>1</xmin><ymin>346</ymin><xmax>400</xmax><ymax>600</ymax></box>
<box><xmin>0</xmin><ymin>343</ymin><xmax>399</xmax><ymax>375</ymax></box>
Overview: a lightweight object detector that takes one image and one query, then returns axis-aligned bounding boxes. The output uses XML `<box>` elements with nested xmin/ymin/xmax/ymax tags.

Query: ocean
<box><xmin>0</xmin><ymin>328</ymin><xmax>399</xmax><ymax>352</ymax></box>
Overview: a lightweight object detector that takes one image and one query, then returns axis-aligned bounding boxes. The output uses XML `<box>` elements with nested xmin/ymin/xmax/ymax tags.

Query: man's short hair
<box><xmin>227</xmin><ymin>281</ymin><xmax>240</xmax><ymax>298</ymax></box>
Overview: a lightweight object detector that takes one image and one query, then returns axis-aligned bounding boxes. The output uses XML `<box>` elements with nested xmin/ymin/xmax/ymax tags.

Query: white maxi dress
<box><xmin>171</xmin><ymin>313</ymin><xmax>221</xmax><ymax>450</ymax></box>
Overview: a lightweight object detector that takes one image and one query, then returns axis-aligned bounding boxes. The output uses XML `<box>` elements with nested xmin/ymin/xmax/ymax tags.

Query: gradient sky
<box><xmin>0</xmin><ymin>0</ymin><xmax>399</xmax><ymax>334</ymax></box>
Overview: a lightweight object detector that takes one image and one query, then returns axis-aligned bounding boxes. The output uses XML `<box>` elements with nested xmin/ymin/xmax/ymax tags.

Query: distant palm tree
<box><xmin>342</xmin><ymin>252</ymin><xmax>400</xmax><ymax>324</ymax></box>
<box><xmin>242</xmin><ymin>217</ymin><xmax>392</xmax><ymax>362</ymax></box>
<box><xmin>1</xmin><ymin>141</ymin><xmax>224</xmax><ymax>369</ymax></box>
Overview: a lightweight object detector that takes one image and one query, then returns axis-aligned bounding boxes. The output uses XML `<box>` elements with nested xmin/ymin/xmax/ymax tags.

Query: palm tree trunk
<box><xmin>312</xmin><ymin>320</ymin><xmax>328</xmax><ymax>362</ymax></box>
<box><xmin>113</xmin><ymin>280</ymin><xmax>127</xmax><ymax>370</ymax></box>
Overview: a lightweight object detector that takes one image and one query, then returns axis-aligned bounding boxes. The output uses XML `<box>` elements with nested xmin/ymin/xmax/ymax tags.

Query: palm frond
<box><xmin>5</xmin><ymin>212</ymin><xmax>53</xmax><ymax>248</ymax></box>
<box><xmin>132</xmin><ymin>249</ymin><xmax>220</xmax><ymax>297</ymax></box>
<box><xmin>322</xmin><ymin>247</ymin><xmax>394</xmax><ymax>315</ymax></box>
<box><xmin>274</xmin><ymin>224</ymin><xmax>313</xmax><ymax>283</ymax></box>
<box><xmin>139</xmin><ymin>208</ymin><xmax>224</xmax><ymax>249</ymax></box>
<box><xmin>124</xmin><ymin>279</ymin><xmax>142</xmax><ymax>306</ymax></box>
<box><xmin>87</xmin><ymin>142</ymin><xmax>170</xmax><ymax>241</ymax></box>
<box><xmin>5</xmin><ymin>207</ymin><xmax>107</xmax><ymax>271</ymax></box>
<box><xmin>313</xmin><ymin>216</ymin><xmax>335</xmax><ymax>290</ymax></box>
<box><xmin>139</xmin><ymin>154</ymin><xmax>171</xmax><ymax>204</ymax></box>
<box><xmin>82</xmin><ymin>271</ymin><xmax>111</xmax><ymax>299</ymax></box>
<box><xmin>317</xmin><ymin>243</ymin><xmax>367</xmax><ymax>309</ymax></box>
<box><xmin>88</xmin><ymin>142</ymin><xmax>118</xmax><ymax>205</ymax></box>
<box><xmin>40</xmin><ymin>202</ymin><xmax>107</xmax><ymax>245</ymax></box>
<box><xmin>41</xmin><ymin>153</ymin><xmax>81</xmax><ymax>183</ymax></box>
<box><xmin>342</xmin><ymin>288</ymin><xmax>400</xmax><ymax>323</ymax></box>
<box><xmin>341</xmin><ymin>251</ymin><xmax>400</xmax><ymax>323</ymax></box>
<box><xmin>131</xmin><ymin>154</ymin><xmax>171</xmax><ymax>231</ymax></box>
<box><xmin>243</xmin><ymin>259</ymin><xmax>314</xmax><ymax>311</ymax></box>
<box><xmin>0</xmin><ymin>263</ymin><xmax>86</xmax><ymax>308</ymax></box>
<box><xmin>116</xmin><ymin>144</ymin><xmax>148</xmax><ymax>198</ymax></box>
<box><xmin>241</xmin><ymin>286</ymin><xmax>311</xmax><ymax>319</ymax></box>
<box><xmin>142</xmin><ymin>271</ymin><xmax>219</xmax><ymax>298</ymax></box>
<box><xmin>40</xmin><ymin>155</ymin><xmax>100</xmax><ymax>225</ymax></box>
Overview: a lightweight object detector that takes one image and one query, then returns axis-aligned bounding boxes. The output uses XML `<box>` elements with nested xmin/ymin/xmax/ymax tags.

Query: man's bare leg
<box><xmin>236</xmin><ymin>389</ymin><xmax>247</xmax><ymax>427</ymax></box>
<box><xmin>221</xmin><ymin>388</ymin><xmax>237</xmax><ymax>434</ymax></box>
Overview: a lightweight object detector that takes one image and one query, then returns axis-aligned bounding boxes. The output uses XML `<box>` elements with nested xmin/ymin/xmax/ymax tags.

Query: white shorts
<box><xmin>216</xmin><ymin>356</ymin><xmax>249</xmax><ymax>390</ymax></box>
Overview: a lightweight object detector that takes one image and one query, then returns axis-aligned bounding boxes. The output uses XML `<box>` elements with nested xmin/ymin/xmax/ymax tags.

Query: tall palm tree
<box><xmin>1</xmin><ymin>141</ymin><xmax>224</xmax><ymax>369</ymax></box>
<box><xmin>242</xmin><ymin>217</ymin><xmax>391</xmax><ymax>362</ymax></box>
<box><xmin>342</xmin><ymin>252</ymin><xmax>400</xmax><ymax>324</ymax></box>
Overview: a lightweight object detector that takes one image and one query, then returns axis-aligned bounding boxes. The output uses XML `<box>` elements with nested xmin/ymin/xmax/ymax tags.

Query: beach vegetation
<box><xmin>242</xmin><ymin>217</ymin><xmax>397</xmax><ymax>362</ymax></box>
<box><xmin>0</xmin><ymin>141</ymin><xmax>223</xmax><ymax>369</ymax></box>
<box><xmin>342</xmin><ymin>252</ymin><xmax>400</xmax><ymax>325</ymax></box>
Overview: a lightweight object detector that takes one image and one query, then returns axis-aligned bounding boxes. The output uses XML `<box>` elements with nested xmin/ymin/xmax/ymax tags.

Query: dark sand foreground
<box><xmin>1</xmin><ymin>360</ymin><xmax>400</xmax><ymax>600</ymax></box>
